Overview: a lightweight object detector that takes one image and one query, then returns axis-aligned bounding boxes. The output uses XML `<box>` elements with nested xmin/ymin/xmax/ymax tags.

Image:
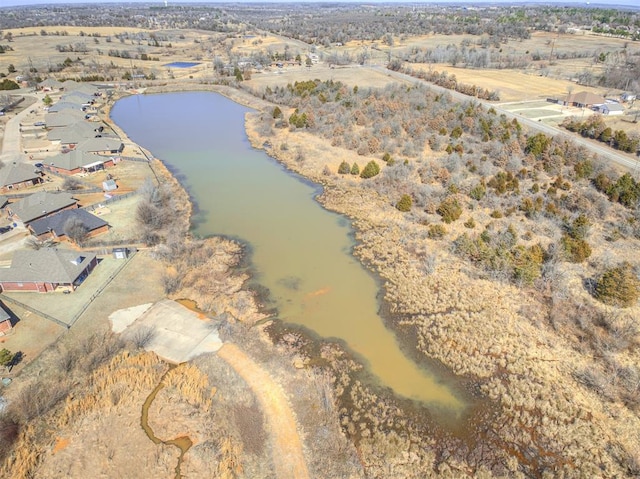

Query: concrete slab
<box><xmin>109</xmin><ymin>299</ymin><xmax>223</xmax><ymax>363</ymax></box>
<box><xmin>109</xmin><ymin>302</ymin><xmax>153</xmax><ymax>333</ymax></box>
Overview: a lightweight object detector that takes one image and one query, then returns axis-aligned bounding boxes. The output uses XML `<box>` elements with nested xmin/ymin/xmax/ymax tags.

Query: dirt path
<box><xmin>217</xmin><ymin>343</ymin><xmax>310</xmax><ymax>479</ymax></box>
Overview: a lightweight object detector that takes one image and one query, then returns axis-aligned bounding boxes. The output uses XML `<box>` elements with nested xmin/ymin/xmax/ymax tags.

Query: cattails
<box><xmin>162</xmin><ymin>363</ymin><xmax>215</xmax><ymax>412</ymax></box>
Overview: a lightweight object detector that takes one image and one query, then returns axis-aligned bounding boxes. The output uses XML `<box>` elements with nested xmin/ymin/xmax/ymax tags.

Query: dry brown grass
<box><xmin>243</xmin><ymin>89</ymin><xmax>640</xmax><ymax>477</ymax></box>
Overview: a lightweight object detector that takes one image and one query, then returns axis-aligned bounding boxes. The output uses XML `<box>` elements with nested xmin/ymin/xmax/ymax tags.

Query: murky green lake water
<box><xmin>111</xmin><ymin>91</ymin><xmax>463</xmax><ymax>409</ymax></box>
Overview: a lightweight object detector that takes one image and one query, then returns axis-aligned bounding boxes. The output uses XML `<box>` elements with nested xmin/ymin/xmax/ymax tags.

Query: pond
<box><xmin>111</xmin><ymin>91</ymin><xmax>464</xmax><ymax>411</ymax></box>
<box><xmin>164</xmin><ymin>62</ymin><xmax>201</xmax><ymax>69</ymax></box>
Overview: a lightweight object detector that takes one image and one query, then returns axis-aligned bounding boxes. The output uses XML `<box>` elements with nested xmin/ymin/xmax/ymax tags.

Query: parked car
<box><xmin>34</xmin><ymin>121</ymin><xmax>45</xmax><ymax>127</ymax></box>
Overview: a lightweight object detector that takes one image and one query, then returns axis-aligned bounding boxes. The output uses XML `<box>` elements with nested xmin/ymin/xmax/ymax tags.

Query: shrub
<box><xmin>574</xmin><ymin>160</ymin><xmax>594</xmax><ymax>179</ymax></box>
<box><xmin>272</xmin><ymin>106</ymin><xmax>282</xmax><ymax>119</ymax></box>
<box><xmin>512</xmin><ymin>244</ymin><xmax>545</xmax><ymax>285</ymax></box>
<box><xmin>525</xmin><ymin>132</ymin><xmax>552</xmax><ymax>158</ymax></box>
<box><xmin>561</xmin><ymin>234</ymin><xmax>592</xmax><ymax>263</ymax></box>
<box><xmin>396</xmin><ymin>194</ymin><xmax>412</xmax><ymax>212</ymax></box>
<box><xmin>487</xmin><ymin>171</ymin><xmax>519</xmax><ymax>195</ymax></box>
<box><xmin>464</xmin><ymin>217</ymin><xmax>476</xmax><ymax>229</ymax></box>
<box><xmin>567</xmin><ymin>214</ymin><xmax>590</xmax><ymax>241</ymax></box>
<box><xmin>0</xmin><ymin>79</ymin><xmax>19</xmax><ymax>90</ymax></box>
<box><xmin>360</xmin><ymin>161</ymin><xmax>380</xmax><ymax>179</ymax></box>
<box><xmin>62</xmin><ymin>176</ymin><xmax>82</xmax><ymax>190</ymax></box>
<box><xmin>436</xmin><ymin>197</ymin><xmax>462</xmax><ymax>223</ymax></box>
<box><xmin>595</xmin><ymin>262</ymin><xmax>640</xmax><ymax>307</ymax></box>
<box><xmin>593</xmin><ymin>172</ymin><xmax>640</xmax><ymax>208</ymax></box>
<box><xmin>338</xmin><ymin>161</ymin><xmax>350</xmax><ymax>174</ymax></box>
<box><xmin>469</xmin><ymin>184</ymin><xmax>486</xmax><ymax>201</ymax></box>
<box><xmin>428</xmin><ymin>224</ymin><xmax>447</xmax><ymax>239</ymax></box>
<box><xmin>350</xmin><ymin>163</ymin><xmax>360</xmax><ymax>175</ymax></box>
<box><xmin>490</xmin><ymin>210</ymin><xmax>503</xmax><ymax>219</ymax></box>
<box><xmin>382</xmin><ymin>152</ymin><xmax>392</xmax><ymax>163</ymax></box>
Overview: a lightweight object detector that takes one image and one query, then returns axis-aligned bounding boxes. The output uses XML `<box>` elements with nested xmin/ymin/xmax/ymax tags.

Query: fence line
<box><xmin>0</xmin><ymin>294</ymin><xmax>69</xmax><ymax>329</ymax></box>
<box><xmin>82</xmin><ymin>190</ymin><xmax>137</xmax><ymax>211</ymax></box>
<box><xmin>67</xmin><ymin>249</ymin><xmax>137</xmax><ymax>328</ymax></box>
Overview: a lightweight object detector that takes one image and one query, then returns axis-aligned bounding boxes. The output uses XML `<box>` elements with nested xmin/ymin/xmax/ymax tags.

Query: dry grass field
<box><xmin>1</xmin><ymin>15</ymin><xmax>640</xmax><ymax>478</ymax></box>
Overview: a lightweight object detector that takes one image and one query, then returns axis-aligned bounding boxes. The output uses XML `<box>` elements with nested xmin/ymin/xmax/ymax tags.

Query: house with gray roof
<box><xmin>61</xmin><ymin>92</ymin><xmax>95</xmax><ymax>106</ymax></box>
<box><xmin>0</xmin><ymin>248</ymin><xmax>98</xmax><ymax>293</ymax></box>
<box><xmin>48</xmin><ymin>101</ymin><xmax>86</xmax><ymax>113</ymax></box>
<box><xmin>44</xmin><ymin>149</ymin><xmax>116</xmax><ymax>175</ymax></box>
<box><xmin>61</xmin><ymin>81</ymin><xmax>100</xmax><ymax>96</ymax></box>
<box><xmin>47</xmin><ymin>121</ymin><xmax>101</xmax><ymax>147</ymax></box>
<box><xmin>38</xmin><ymin>78</ymin><xmax>63</xmax><ymax>92</ymax></box>
<box><xmin>7</xmin><ymin>191</ymin><xmax>78</xmax><ymax>225</ymax></box>
<box><xmin>77</xmin><ymin>137</ymin><xmax>124</xmax><ymax>155</ymax></box>
<box><xmin>45</xmin><ymin>110</ymin><xmax>87</xmax><ymax>128</ymax></box>
<box><xmin>0</xmin><ymin>162</ymin><xmax>43</xmax><ymax>193</ymax></box>
<box><xmin>28</xmin><ymin>209</ymin><xmax>109</xmax><ymax>243</ymax></box>
<box><xmin>596</xmin><ymin>103</ymin><xmax>625</xmax><ymax>116</ymax></box>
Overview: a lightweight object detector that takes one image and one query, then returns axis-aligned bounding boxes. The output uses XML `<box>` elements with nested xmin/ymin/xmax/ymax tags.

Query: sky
<box><xmin>1</xmin><ymin>0</ymin><xmax>637</xmax><ymax>7</ymax></box>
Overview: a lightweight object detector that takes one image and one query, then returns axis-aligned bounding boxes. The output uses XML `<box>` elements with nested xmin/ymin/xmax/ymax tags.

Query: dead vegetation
<box><xmin>243</xmin><ymin>71</ymin><xmax>640</xmax><ymax>476</ymax></box>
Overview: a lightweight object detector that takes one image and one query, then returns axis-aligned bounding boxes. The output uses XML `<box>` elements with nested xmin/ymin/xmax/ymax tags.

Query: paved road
<box><xmin>0</xmin><ymin>91</ymin><xmax>38</xmax><ymax>163</ymax></box>
<box><xmin>372</xmin><ymin>65</ymin><xmax>640</xmax><ymax>172</ymax></box>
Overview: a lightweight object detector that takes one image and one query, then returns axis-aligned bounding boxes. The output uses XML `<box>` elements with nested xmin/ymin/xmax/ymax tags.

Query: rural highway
<box><xmin>372</xmin><ymin>65</ymin><xmax>640</xmax><ymax>173</ymax></box>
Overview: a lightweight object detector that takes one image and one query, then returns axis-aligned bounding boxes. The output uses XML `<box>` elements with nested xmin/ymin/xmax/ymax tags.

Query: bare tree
<box><xmin>62</xmin><ymin>176</ymin><xmax>82</xmax><ymax>190</ymax></box>
<box><xmin>63</xmin><ymin>217</ymin><xmax>88</xmax><ymax>245</ymax></box>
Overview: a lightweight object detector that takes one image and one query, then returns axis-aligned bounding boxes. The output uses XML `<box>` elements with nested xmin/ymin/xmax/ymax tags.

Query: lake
<box><xmin>111</xmin><ymin>91</ymin><xmax>463</xmax><ymax>410</ymax></box>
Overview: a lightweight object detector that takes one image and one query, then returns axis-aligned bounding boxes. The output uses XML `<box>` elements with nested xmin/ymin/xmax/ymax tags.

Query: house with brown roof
<box><xmin>0</xmin><ymin>248</ymin><xmax>98</xmax><ymax>293</ymax></box>
<box><xmin>0</xmin><ymin>162</ymin><xmax>43</xmax><ymax>193</ymax></box>
<box><xmin>564</xmin><ymin>91</ymin><xmax>606</xmax><ymax>108</ymax></box>
<box><xmin>7</xmin><ymin>191</ymin><xmax>78</xmax><ymax>226</ymax></box>
<box><xmin>28</xmin><ymin>209</ymin><xmax>109</xmax><ymax>243</ymax></box>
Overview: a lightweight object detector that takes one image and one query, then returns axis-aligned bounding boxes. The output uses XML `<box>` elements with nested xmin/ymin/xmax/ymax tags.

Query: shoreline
<box><xmin>102</xmin><ymin>82</ymin><xmax>640</xmax><ymax>477</ymax></box>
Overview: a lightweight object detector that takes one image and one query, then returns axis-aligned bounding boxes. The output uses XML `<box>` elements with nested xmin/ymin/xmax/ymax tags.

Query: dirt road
<box><xmin>217</xmin><ymin>343</ymin><xmax>310</xmax><ymax>479</ymax></box>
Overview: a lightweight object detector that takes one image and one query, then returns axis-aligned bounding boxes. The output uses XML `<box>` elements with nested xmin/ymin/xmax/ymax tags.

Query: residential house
<box><xmin>0</xmin><ymin>302</ymin><xmax>13</xmax><ymax>335</ymax></box>
<box><xmin>564</xmin><ymin>91</ymin><xmax>606</xmax><ymax>108</ymax></box>
<box><xmin>47</xmin><ymin>121</ymin><xmax>102</xmax><ymax>149</ymax></box>
<box><xmin>0</xmin><ymin>162</ymin><xmax>43</xmax><ymax>193</ymax></box>
<box><xmin>44</xmin><ymin>110</ymin><xmax>88</xmax><ymax>128</ymax></box>
<box><xmin>7</xmin><ymin>191</ymin><xmax>78</xmax><ymax>226</ymax></box>
<box><xmin>48</xmin><ymin>101</ymin><xmax>86</xmax><ymax>113</ymax></box>
<box><xmin>61</xmin><ymin>81</ymin><xmax>100</xmax><ymax>96</ymax></box>
<box><xmin>0</xmin><ymin>248</ymin><xmax>98</xmax><ymax>293</ymax></box>
<box><xmin>61</xmin><ymin>92</ymin><xmax>95</xmax><ymax>106</ymax></box>
<box><xmin>44</xmin><ymin>149</ymin><xmax>116</xmax><ymax>175</ymax></box>
<box><xmin>37</xmin><ymin>78</ymin><xmax>63</xmax><ymax>92</ymax></box>
<box><xmin>76</xmin><ymin>137</ymin><xmax>124</xmax><ymax>155</ymax></box>
<box><xmin>596</xmin><ymin>103</ymin><xmax>625</xmax><ymax>116</ymax></box>
<box><xmin>28</xmin><ymin>209</ymin><xmax>109</xmax><ymax>242</ymax></box>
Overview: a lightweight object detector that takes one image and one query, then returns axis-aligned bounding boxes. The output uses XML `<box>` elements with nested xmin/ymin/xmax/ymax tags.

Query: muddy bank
<box><xmin>241</xmin><ymin>105</ymin><xmax>639</xmax><ymax>476</ymax></box>
<box><xmin>104</xmin><ymin>83</ymin><xmax>638</xmax><ymax>476</ymax></box>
